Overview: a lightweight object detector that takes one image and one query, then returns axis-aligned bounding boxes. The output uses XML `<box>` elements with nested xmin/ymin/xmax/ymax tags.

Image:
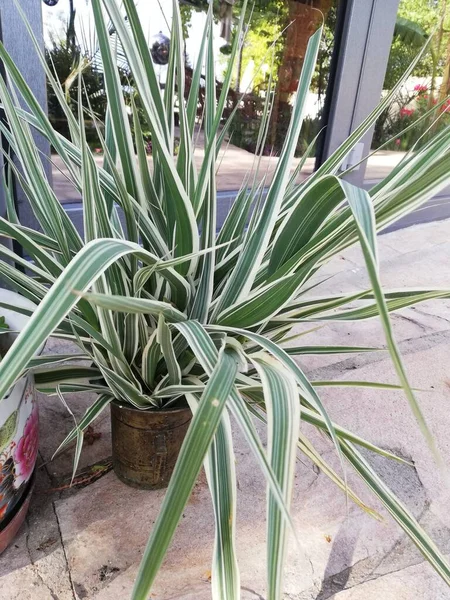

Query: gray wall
<box><xmin>0</xmin><ymin>0</ymin><xmax>51</xmax><ymax>231</ymax></box>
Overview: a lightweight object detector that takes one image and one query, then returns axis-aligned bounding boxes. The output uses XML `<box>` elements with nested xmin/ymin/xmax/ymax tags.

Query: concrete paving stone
<box><xmin>307</xmin><ymin>221</ymin><xmax>450</xmax><ymax>296</ymax></box>
<box><xmin>313</xmin><ymin>342</ymin><xmax>450</xmax><ymax>504</ymax></box>
<box><xmin>373</xmin><ymin>506</ymin><xmax>450</xmax><ymax>579</ymax></box>
<box><xmin>380</xmin><ymin>219</ymin><xmax>450</xmax><ymax>255</ymax></box>
<box><xmin>0</xmin><ymin>467</ymin><xmax>73</xmax><ymax>600</ymax></box>
<box><xmin>314</xmin><ymin>243</ymin><xmax>450</xmax><ymax>294</ymax></box>
<box><xmin>326</xmin><ymin>559</ymin><xmax>450</xmax><ymax>600</ymax></box>
<box><xmin>295</xmin><ymin>514</ymin><xmax>450</xmax><ymax>599</ymax></box>
<box><xmin>0</xmin><ymin>566</ymin><xmax>69</xmax><ymax>600</ymax></box>
<box><xmin>378</xmin><ymin>244</ymin><xmax>450</xmax><ymax>289</ymax></box>
<box><xmin>37</xmin><ymin>389</ymin><xmax>112</xmax><ymax>482</ymax></box>
<box><xmin>50</xmin><ymin>406</ymin><xmax>439</xmax><ymax>599</ymax></box>
<box><xmin>284</xmin><ymin>447</ymin><xmax>426</xmax><ymax>593</ymax></box>
<box><xmin>2</xmin><ymin>220</ymin><xmax>450</xmax><ymax>599</ymax></box>
<box><xmin>327</xmin><ymin>240</ymin><xmax>403</xmax><ymax>272</ymax></box>
<box><xmin>52</xmin><ymin>428</ymin><xmax>318</xmax><ymax>599</ymax></box>
<box><xmin>53</xmin><ymin>148</ymin><xmax>405</xmax><ymax>202</ymax></box>
<box><xmin>286</xmin><ymin>299</ymin><xmax>450</xmax><ymax>376</ymax></box>
<box><xmin>43</xmin><ymin>337</ymin><xmax>82</xmax><ymax>356</ymax></box>
<box><xmin>53</xmin><ymin>470</ymin><xmax>219</xmax><ymax>599</ymax></box>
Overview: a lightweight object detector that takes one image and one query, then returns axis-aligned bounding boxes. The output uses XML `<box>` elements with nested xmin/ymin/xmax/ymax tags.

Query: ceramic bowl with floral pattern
<box><xmin>0</xmin><ymin>290</ymin><xmax>40</xmax><ymax>533</ymax></box>
<box><xmin>0</xmin><ymin>376</ymin><xmax>38</xmax><ymax>524</ymax></box>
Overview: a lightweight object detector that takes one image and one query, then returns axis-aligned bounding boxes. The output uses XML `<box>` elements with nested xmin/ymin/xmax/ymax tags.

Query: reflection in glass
<box><xmin>373</xmin><ymin>0</ymin><xmax>450</xmax><ymax>156</ymax></box>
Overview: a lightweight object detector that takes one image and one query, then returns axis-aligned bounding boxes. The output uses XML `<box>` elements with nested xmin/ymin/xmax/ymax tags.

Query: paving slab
<box><xmin>0</xmin><ymin>466</ymin><xmax>74</xmax><ymax>600</ymax></box>
<box><xmin>328</xmin><ymin>559</ymin><xmax>450</xmax><ymax>600</ymax></box>
<box><xmin>52</xmin><ymin>436</ymin><xmax>318</xmax><ymax>599</ymax></box>
<box><xmin>36</xmin><ymin>337</ymin><xmax>111</xmax><ymax>481</ymax></box>
<box><xmin>287</xmin><ymin>218</ymin><xmax>450</xmax><ymax>374</ymax></box>
<box><xmin>51</xmin><ymin>146</ymin><xmax>406</xmax><ymax>203</ymax></box>
<box><xmin>314</xmin><ymin>342</ymin><xmax>450</xmax><ymax>501</ymax></box>
<box><xmin>37</xmin><ymin>388</ymin><xmax>112</xmax><ymax>483</ymax></box>
<box><xmin>2</xmin><ymin>219</ymin><xmax>450</xmax><ymax>599</ymax></box>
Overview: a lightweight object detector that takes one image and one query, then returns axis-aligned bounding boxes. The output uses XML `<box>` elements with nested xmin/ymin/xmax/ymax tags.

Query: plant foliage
<box><xmin>0</xmin><ymin>1</ymin><xmax>449</xmax><ymax>598</ymax></box>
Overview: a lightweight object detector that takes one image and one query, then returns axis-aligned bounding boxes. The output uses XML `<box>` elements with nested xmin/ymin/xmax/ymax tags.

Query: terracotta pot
<box><xmin>111</xmin><ymin>402</ymin><xmax>192</xmax><ymax>489</ymax></box>
<box><xmin>0</xmin><ymin>290</ymin><xmax>40</xmax><ymax>553</ymax></box>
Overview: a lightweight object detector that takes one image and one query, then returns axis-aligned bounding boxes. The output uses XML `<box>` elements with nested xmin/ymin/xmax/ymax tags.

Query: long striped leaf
<box><xmin>284</xmin><ymin>345</ymin><xmax>380</xmax><ymax>355</ymax></box>
<box><xmin>174</xmin><ymin>321</ymin><xmax>298</xmax><ymax>533</ymax></box>
<box><xmin>52</xmin><ymin>394</ymin><xmax>112</xmax><ymax>457</ymax></box>
<box><xmin>157</xmin><ymin>316</ymin><xmax>181</xmax><ymax>387</ymax></box>
<box><xmin>101</xmin><ymin>0</ymin><xmax>199</xmax><ymax>269</ymax></box>
<box><xmin>132</xmin><ymin>347</ymin><xmax>239</xmax><ymax>600</ymax></box>
<box><xmin>186</xmin><ymin>394</ymin><xmax>240</xmax><ymax>600</ymax></box>
<box><xmin>208</xmin><ymin>324</ymin><xmax>346</xmax><ymax>483</ymax></box>
<box><xmin>251</xmin><ymin>354</ymin><xmax>300</xmax><ymax>599</ymax></box>
<box><xmin>341</xmin><ymin>441</ymin><xmax>450</xmax><ymax>585</ymax></box>
<box><xmin>0</xmin><ymin>239</ymin><xmax>191</xmax><ymax>400</ymax></box>
<box><xmin>343</xmin><ymin>180</ymin><xmax>440</xmax><ymax>464</ymax></box>
<box><xmin>212</xmin><ymin>27</ymin><xmax>322</xmax><ymax>318</ymax></box>
<box><xmin>80</xmin><ymin>292</ymin><xmax>187</xmax><ymax>323</ymax></box>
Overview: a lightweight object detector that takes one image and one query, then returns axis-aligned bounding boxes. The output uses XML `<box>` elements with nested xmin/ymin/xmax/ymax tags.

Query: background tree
<box><xmin>268</xmin><ymin>0</ymin><xmax>333</xmax><ymax>148</ymax></box>
<box><xmin>44</xmin><ymin>0</ymin><xmax>132</xmax><ymax>145</ymax></box>
<box><xmin>385</xmin><ymin>0</ymin><xmax>450</xmax><ymax>98</ymax></box>
<box><xmin>67</xmin><ymin>0</ymin><xmax>77</xmax><ymax>54</ymax></box>
<box><xmin>48</xmin><ymin>0</ymin><xmax>450</xmax><ymax>155</ymax></box>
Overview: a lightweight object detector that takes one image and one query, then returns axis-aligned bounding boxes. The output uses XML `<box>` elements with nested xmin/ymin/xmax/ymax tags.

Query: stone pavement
<box><xmin>1</xmin><ymin>219</ymin><xmax>450</xmax><ymax>599</ymax></box>
<box><xmin>50</xmin><ymin>145</ymin><xmax>405</xmax><ymax>203</ymax></box>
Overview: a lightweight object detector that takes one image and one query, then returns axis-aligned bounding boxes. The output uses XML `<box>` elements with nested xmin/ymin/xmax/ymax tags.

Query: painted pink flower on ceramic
<box><xmin>14</xmin><ymin>404</ymin><xmax>38</xmax><ymax>482</ymax></box>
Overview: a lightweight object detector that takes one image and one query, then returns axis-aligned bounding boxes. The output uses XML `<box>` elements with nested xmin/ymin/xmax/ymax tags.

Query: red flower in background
<box><xmin>14</xmin><ymin>405</ymin><xmax>38</xmax><ymax>481</ymax></box>
<box><xmin>399</xmin><ymin>107</ymin><xmax>415</xmax><ymax>118</ymax></box>
<box><xmin>414</xmin><ymin>84</ymin><xmax>428</xmax><ymax>93</ymax></box>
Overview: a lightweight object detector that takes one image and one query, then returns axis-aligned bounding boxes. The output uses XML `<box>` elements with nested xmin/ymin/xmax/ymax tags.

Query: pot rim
<box><xmin>0</xmin><ymin>289</ymin><xmax>45</xmax><ymax>356</ymax></box>
<box><xmin>1</xmin><ymin>290</ymin><xmax>44</xmax><ymax>401</ymax></box>
<box><xmin>1</xmin><ymin>372</ymin><xmax>29</xmax><ymax>404</ymax></box>
<box><xmin>111</xmin><ymin>400</ymin><xmax>190</xmax><ymax>414</ymax></box>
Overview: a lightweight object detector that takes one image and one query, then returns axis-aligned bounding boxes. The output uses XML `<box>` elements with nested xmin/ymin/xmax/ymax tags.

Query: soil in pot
<box><xmin>110</xmin><ymin>402</ymin><xmax>192</xmax><ymax>489</ymax></box>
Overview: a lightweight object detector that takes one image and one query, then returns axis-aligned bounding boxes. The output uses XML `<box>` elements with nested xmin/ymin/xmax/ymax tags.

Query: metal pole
<box><xmin>316</xmin><ymin>0</ymin><xmax>400</xmax><ymax>185</ymax></box>
<box><xmin>0</xmin><ymin>11</ymin><xmax>15</xmax><ymax>256</ymax></box>
<box><xmin>0</xmin><ymin>0</ymin><xmax>51</xmax><ymax>231</ymax></box>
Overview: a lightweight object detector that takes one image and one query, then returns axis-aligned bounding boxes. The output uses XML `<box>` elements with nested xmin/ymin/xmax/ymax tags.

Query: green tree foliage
<box><xmin>373</xmin><ymin>0</ymin><xmax>450</xmax><ymax>150</ymax></box>
<box><xmin>236</xmin><ymin>0</ymin><xmax>285</xmax><ymax>90</ymax></box>
<box><xmin>383</xmin><ymin>0</ymin><xmax>440</xmax><ymax>90</ymax></box>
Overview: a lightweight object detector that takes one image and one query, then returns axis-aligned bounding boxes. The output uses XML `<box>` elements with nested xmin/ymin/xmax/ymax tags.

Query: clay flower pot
<box><xmin>0</xmin><ymin>290</ymin><xmax>41</xmax><ymax>554</ymax></box>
